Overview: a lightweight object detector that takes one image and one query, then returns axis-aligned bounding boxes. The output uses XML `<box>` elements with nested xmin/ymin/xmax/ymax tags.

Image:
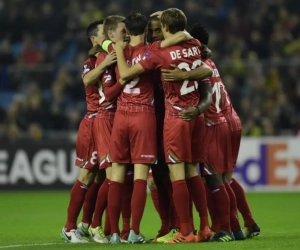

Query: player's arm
<box><xmin>115</xmin><ymin>41</ymin><xmax>145</xmax><ymax>81</ymax></box>
<box><xmin>160</xmin><ymin>31</ymin><xmax>193</xmax><ymax>48</ymax></box>
<box><xmin>102</xmin><ymin>70</ymin><xmax>126</xmax><ymax>102</ymax></box>
<box><xmin>83</xmin><ymin>52</ymin><xmax>117</xmax><ymax>86</ymax></box>
<box><xmin>179</xmin><ymin>79</ymin><xmax>212</xmax><ymax>121</ymax></box>
<box><xmin>101</xmin><ymin>40</ymin><xmax>115</xmax><ymax>53</ymax></box>
<box><xmin>162</xmin><ymin>62</ymin><xmax>212</xmax><ymax>82</ymax></box>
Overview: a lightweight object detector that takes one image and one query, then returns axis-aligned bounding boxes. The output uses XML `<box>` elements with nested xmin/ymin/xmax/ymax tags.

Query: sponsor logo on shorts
<box><xmin>141</xmin><ymin>155</ymin><xmax>155</xmax><ymax>158</ymax></box>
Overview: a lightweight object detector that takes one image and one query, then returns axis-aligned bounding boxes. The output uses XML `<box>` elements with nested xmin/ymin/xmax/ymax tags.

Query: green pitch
<box><xmin>0</xmin><ymin>192</ymin><xmax>299</xmax><ymax>250</ymax></box>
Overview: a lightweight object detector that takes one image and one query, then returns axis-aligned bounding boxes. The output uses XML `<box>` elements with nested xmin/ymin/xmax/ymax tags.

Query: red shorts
<box><xmin>75</xmin><ymin>114</ymin><xmax>98</xmax><ymax>169</ymax></box>
<box><xmin>200</xmin><ymin>122</ymin><xmax>233</xmax><ymax>176</ymax></box>
<box><xmin>231</xmin><ymin>130</ymin><xmax>242</xmax><ymax>167</ymax></box>
<box><xmin>94</xmin><ymin>111</ymin><xmax>115</xmax><ymax>169</ymax></box>
<box><xmin>109</xmin><ymin>110</ymin><xmax>157</xmax><ymax>164</ymax></box>
<box><xmin>164</xmin><ymin>115</ymin><xmax>205</xmax><ymax>163</ymax></box>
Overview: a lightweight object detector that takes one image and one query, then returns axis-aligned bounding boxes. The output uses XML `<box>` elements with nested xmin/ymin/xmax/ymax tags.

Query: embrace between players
<box><xmin>61</xmin><ymin>8</ymin><xmax>260</xmax><ymax>244</ymax></box>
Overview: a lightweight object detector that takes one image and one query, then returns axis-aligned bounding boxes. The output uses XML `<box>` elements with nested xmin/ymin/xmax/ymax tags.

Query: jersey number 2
<box><xmin>123</xmin><ymin>77</ymin><xmax>140</xmax><ymax>94</ymax></box>
<box><xmin>178</xmin><ymin>59</ymin><xmax>202</xmax><ymax>96</ymax></box>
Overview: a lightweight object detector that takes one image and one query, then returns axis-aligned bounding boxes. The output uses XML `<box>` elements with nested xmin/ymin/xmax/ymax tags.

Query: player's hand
<box><xmin>179</xmin><ymin>107</ymin><xmax>200</xmax><ymax>121</ymax></box>
<box><xmin>115</xmin><ymin>40</ymin><xmax>126</xmax><ymax>50</ymax></box>
<box><xmin>103</xmin><ymin>51</ymin><xmax>117</xmax><ymax>67</ymax></box>
<box><xmin>150</xmin><ymin>11</ymin><xmax>163</xmax><ymax>18</ymax></box>
<box><xmin>161</xmin><ymin>64</ymin><xmax>185</xmax><ymax>81</ymax></box>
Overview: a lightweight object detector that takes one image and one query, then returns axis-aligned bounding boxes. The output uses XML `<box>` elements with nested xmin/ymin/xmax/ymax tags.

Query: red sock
<box><xmin>205</xmin><ymin>183</ymin><xmax>219</xmax><ymax>232</ymax></box>
<box><xmin>224</xmin><ymin>182</ymin><xmax>241</xmax><ymax>231</ymax></box>
<box><xmin>230</xmin><ymin>178</ymin><xmax>255</xmax><ymax>226</ymax></box>
<box><xmin>189</xmin><ymin>195</ymin><xmax>195</xmax><ymax>232</ymax></box>
<box><xmin>172</xmin><ymin>180</ymin><xmax>192</xmax><ymax>236</ymax></box>
<box><xmin>150</xmin><ymin>189</ymin><xmax>160</xmax><ymax>215</ymax></box>
<box><xmin>107</xmin><ymin>181</ymin><xmax>123</xmax><ymax>234</ymax></box>
<box><xmin>122</xmin><ymin>174</ymin><xmax>133</xmax><ymax>234</ymax></box>
<box><xmin>82</xmin><ymin>182</ymin><xmax>100</xmax><ymax>225</ymax></box>
<box><xmin>210</xmin><ymin>184</ymin><xmax>231</xmax><ymax>233</ymax></box>
<box><xmin>65</xmin><ymin>180</ymin><xmax>89</xmax><ymax>231</ymax></box>
<box><xmin>104</xmin><ymin>209</ymin><xmax>111</xmax><ymax>236</ymax></box>
<box><xmin>187</xmin><ymin>176</ymin><xmax>209</xmax><ymax>230</ymax></box>
<box><xmin>131</xmin><ymin>179</ymin><xmax>147</xmax><ymax>234</ymax></box>
<box><xmin>158</xmin><ymin>189</ymin><xmax>171</xmax><ymax>234</ymax></box>
<box><xmin>91</xmin><ymin>178</ymin><xmax>110</xmax><ymax>228</ymax></box>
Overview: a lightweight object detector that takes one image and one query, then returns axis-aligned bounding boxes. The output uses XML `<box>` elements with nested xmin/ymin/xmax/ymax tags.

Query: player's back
<box><xmin>118</xmin><ymin>43</ymin><xmax>155</xmax><ymax>113</ymax></box>
<box><xmin>204</xmin><ymin>58</ymin><xmax>242</xmax><ymax>130</ymax></box>
<box><xmin>160</xmin><ymin>39</ymin><xmax>202</xmax><ymax>117</ymax></box>
<box><xmin>202</xmin><ymin>58</ymin><xmax>226</xmax><ymax>125</ymax></box>
<box><xmin>82</xmin><ymin>57</ymin><xmax>99</xmax><ymax>114</ymax></box>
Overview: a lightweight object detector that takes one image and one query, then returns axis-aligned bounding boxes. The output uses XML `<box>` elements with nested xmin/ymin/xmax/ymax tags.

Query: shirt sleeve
<box><xmin>81</xmin><ymin>60</ymin><xmax>93</xmax><ymax>78</ymax></box>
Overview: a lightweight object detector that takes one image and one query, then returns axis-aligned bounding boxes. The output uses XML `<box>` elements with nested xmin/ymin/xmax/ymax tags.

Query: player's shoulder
<box><xmin>184</xmin><ymin>38</ymin><xmax>201</xmax><ymax>47</ymax></box>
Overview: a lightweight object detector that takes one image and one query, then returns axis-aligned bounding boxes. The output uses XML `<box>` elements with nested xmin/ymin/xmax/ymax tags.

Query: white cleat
<box><xmin>61</xmin><ymin>228</ymin><xmax>88</xmax><ymax>243</ymax></box>
<box><xmin>89</xmin><ymin>226</ymin><xmax>109</xmax><ymax>243</ymax></box>
<box><xmin>77</xmin><ymin>222</ymin><xmax>93</xmax><ymax>241</ymax></box>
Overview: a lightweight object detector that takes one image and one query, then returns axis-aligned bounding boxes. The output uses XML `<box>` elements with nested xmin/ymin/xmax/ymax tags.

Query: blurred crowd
<box><xmin>0</xmin><ymin>0</ymin><xmax>300</xmax><ymax>142</ymax></box>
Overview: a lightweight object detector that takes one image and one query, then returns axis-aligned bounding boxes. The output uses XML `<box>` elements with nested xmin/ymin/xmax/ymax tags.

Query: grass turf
<box><xmin>0</xmin><ymin>192</ymin><xmax>299</xmax><ymax>249</ymax></box>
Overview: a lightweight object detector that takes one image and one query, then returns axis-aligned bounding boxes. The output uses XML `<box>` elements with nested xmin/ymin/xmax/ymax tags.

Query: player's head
<box><xmin>86</xmin><ymin>19</ymin><xmax>104</xmax><ymax>46</ymax></box>
<box><xmin>190</xmin><ymin>22</ymin><xmax>209</xmax><ymax>46</ymax></box>
<box><xmin>190</xmin><ymin>22</ymin><xmax>211</xmax><ymax>58</ymax></box>
<box><xmin>124</xmin><ymin>12</ymin><xmax>148</xmax><ymax>36</ymax></box>
<box><xmin>160</xmin><ymin>8</ymin><xmax>187</xmax><ymax>37</ymax></box>
<box><xmin>148</xmin><ymin>16</ymin><xmax>164</xmax><ymax>42</ymax></box>
<box><xmin>104</xmin><ymin>15</ymin><xmax>126</xmax><ymax>43</ymax></box>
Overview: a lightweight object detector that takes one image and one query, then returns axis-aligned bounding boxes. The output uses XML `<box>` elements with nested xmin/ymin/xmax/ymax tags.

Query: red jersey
<box><xmin>202</xmin><ymin>59</ymin><xmax>227</xmax><ymax>125</ymax></box>
<box><xmin>81</xmin><ymin>57</ymin><xmax>99</xmax><ymax>114</ymax></box>
<box><xmin>117</xmin><ymin>43</ymin><xmax>155</xmax><ymax>113</ymax></box>
<box><xmin>95</xmin><ymin>52</ymin><xmax>117</xmax><ymax>112</ymax></box>
<box><xmin>203</xmin><ymin>58</ymin><xmax>242</xmax><ymax>131</ymax></box>
<box><xmin>140</xmin><ymin>39</ymin><xmax>202</xmax><ymax>118</ymax></box>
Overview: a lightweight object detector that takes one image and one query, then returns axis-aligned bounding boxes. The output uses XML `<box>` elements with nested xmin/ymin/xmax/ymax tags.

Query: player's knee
<box><xmin>185</xmin><ymin>163</ymin><xmax>199</xmax><ymax>179</ymax></box>
<box><xmin>94</xmin><ymin>169</ymin><xmax>106</xmax><ymax>184</ymax></box>
<box><xmin>111</xmin><ymin>163</ymin><xmax>126</xmax><ymax>183</ymax></box>
<box><xmin>78</xmin><ymin>168</ymin><xmax>96</xmax><ymax>186</ymax></box>
<box><xmin>225</xmin><ymin>172</ymin><xmax>233</xmax><ymax>182</ymax></box>
<box><xmin>134</xmin><ymin>164</ymin><xmax>150</xmax><ymax>181</ymax></box>
<box><xmin>168</xmin><ymin>163</ymin><xmax>185</xmax><ymax>181</ymax></box>
<box><xmin>205</xmin><ymin>174</ymin><xmax>223</xmax><ymax>188</ymax></box>
<box><xmin>147</xmin><ymin>177</ymin><xmax>157</xmax><ymax>190</ymax></box>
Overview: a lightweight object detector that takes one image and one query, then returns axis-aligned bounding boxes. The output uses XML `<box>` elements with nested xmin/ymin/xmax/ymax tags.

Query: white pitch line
<box><xmin>0</xmin><ymin>243</ymin><xmax>64</xmax><ymax>249</ymax></box>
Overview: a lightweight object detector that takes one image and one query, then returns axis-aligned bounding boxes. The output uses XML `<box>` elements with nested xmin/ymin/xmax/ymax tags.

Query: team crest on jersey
<box><xmin>142</xmin><ymin>52</ymin><xmax>151</xmax><ymax>60</ymax></box>
<box><xmin>83</xmin><ymin>64</ymin><xmax>91</xmax><ymax>74</ymax></box>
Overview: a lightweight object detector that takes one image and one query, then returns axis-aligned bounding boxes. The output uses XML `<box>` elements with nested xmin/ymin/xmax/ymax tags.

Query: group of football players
<box><xmin>60</xmin><ymin>8</ymin><xmax>261</xmax><ymax>244</ymax></box>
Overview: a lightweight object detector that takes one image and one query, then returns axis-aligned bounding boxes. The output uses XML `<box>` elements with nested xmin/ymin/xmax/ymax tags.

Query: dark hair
<box><xmin>125</xmin><ymin>12</ymin><xmax>148</xmax><ymax>36</ymax></box>
<box><xmin>103</xmin><ymin>15</ymin><xmax>125</xmax><ymax>39</ymax></box>
<box><xmin>86</xmin><ymin>19</ymin><xmax>104</xmax><ymax>45</ymax></box>
<box><xmin>161</xmin><ymin>8</ymin><xmax>187</xmax><ymax>34</ymax></box>
<box><xmin>190</xmin><ymin>22</ymin><xmax>209</xmax><ymax>45</ymax></box>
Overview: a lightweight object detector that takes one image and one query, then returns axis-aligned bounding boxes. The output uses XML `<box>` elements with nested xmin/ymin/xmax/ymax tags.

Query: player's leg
<box><xmin>164</xmin><ymin>118</ymin><xmax>195</xmax><ymax>244</ymax></box>
<box><xmin>185</xmin><ymin>163</ymin><xmax>211</xmax><ymax>242</ymax></box>
<box><xmin>150</xmin><ymin>167</ymin><xmax>172</xmax><ymax>241</ymax></box>
<box><xmin>78</xmin><ymin>169</ymin><xmax>104</xmax><ymax>239</ymax></box>
<box><xmin>201</xmin><ymin>123</ymin><xmax>234</xmax><ymax>242</ymax></box>
<box><xmin>222</xmin><ymin>174</ymin><xmax>245</xmax><ymax>240</ymax></box>
<box><xmin>127</xmin><ymin>112</ymin><xmax>156</xmax><ymax>244</ymax></box>
<box><xmin>107</xmin><ymin>110</ymin><xmax>130</xmax><ymax>243</ymax></box>
<box><xmin>227</xmin><ymin>130</ymin><xmax>260</xmax><ymax>237</ymax></box>
<box><xmin>186</xmin><ymin>115</ymin><xmax>211</xmax><ymax>242</ymax></box>
<box><xmin>121</xmin><ymin>166</ymin><xmax>134</xmax><ymax>240</ymax></box>
<box><xmin>89</xmin><ymin>115</ymin><xmax>114</xmax><ymax>243</ymax></box>
<box><xmin>61</xmin><ymin>116</ymin><xmax>97</xmax><ymax>243</ymax></box>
